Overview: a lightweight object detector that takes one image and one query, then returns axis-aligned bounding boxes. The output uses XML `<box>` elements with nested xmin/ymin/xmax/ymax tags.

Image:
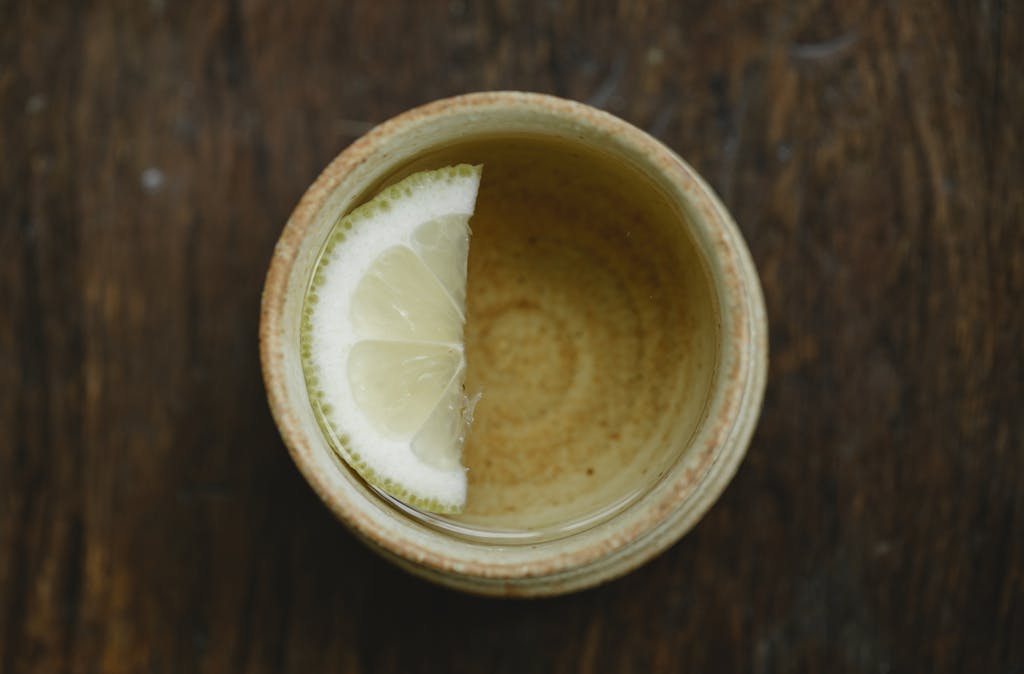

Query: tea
<box><xmin>346</xmin><ymin>134</ymin><xmax>718</xmax><ymax>539</ymax></box>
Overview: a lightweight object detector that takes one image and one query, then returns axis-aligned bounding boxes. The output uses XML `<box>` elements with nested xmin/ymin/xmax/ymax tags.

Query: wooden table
<box><xmin>2</xmin><ymin>2</ymin><xmax>1021</xmax><ymax>671</ymax></box>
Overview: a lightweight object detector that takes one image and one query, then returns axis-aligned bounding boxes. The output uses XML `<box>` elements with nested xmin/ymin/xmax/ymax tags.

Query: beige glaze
<box><xmin>260</xmin><ymin>92</ymin><xmax>768</xmax><ymax>596</ymax></box>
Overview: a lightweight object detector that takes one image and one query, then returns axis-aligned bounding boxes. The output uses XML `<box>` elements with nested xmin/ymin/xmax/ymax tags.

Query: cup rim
<box><xmin>260</xmin><ymin>91</ymin><xmax>767</xmax><ymax>593</ymax></box>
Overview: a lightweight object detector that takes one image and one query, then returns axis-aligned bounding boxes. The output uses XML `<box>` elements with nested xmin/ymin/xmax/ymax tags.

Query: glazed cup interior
<box><xmin>260</xmin><ymin>92</ymin><xmax>767</xmax><ymax>595</ymax></box>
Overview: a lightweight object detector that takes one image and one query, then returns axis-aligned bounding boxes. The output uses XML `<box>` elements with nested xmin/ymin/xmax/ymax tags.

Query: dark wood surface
<box><xmin>2</xmin><ymin>1</ymin><xmax>1022</xmax><ymax>672</ymax></box>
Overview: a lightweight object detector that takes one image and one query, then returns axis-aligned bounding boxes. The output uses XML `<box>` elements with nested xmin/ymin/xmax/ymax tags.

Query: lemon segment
<box><xmin>351</xmin><ymin>245</ymin><xmax>464</xmax><ymax>343</ymax></box>
<box><xmin>347</xmin><ymin>341</ymin><xmax>463</xmax><ymax>438</ymax></box>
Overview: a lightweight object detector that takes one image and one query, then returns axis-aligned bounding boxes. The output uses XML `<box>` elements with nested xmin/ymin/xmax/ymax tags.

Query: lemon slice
<box><xmin>300</xmin><ymin>165</ymin><xmax>481</xmax><ymax>513</ymax></box>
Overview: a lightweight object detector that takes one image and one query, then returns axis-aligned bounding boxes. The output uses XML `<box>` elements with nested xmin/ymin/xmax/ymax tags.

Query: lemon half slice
<box><xmin>301</xmin><ymin>165</ymin><xmax>481</xmax><ymax>513</ymax></box>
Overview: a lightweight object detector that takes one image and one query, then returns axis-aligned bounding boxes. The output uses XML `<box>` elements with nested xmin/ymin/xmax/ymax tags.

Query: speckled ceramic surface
<box><xmin>260</xmin><ymin>92</ymin><xmax>768</xmax><ymax>596</ymax></box>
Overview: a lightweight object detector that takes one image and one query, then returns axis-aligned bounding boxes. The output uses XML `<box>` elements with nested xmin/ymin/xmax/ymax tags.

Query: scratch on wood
<box><xmin>587</xmin><ymin>54</ymin><xmax>628</xmax><ymax>109</ymax></box>
<box><xmin>791</xmin><ymin>31</ymin><xmax>860</xmax><ymax>63</ymax></box>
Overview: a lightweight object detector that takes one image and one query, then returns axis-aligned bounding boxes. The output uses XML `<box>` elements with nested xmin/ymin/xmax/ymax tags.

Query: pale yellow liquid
<box><xmin>358</xmin><ymin>135</ymin><xmax>718</xmax><ymax>540</ymax></box>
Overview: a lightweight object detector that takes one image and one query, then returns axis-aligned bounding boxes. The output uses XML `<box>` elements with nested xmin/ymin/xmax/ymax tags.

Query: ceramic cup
<box><xmin>260</xmin><ymin>91</ymin><xmax>767</xmax><ymax>596</ymax></box>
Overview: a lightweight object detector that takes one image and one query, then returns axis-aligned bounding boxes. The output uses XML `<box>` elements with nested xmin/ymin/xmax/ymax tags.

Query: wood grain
<box><xmin>1</xmin><ymin>1</ymin><xmax>1021</xmax><ymax>672</ymax></box>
